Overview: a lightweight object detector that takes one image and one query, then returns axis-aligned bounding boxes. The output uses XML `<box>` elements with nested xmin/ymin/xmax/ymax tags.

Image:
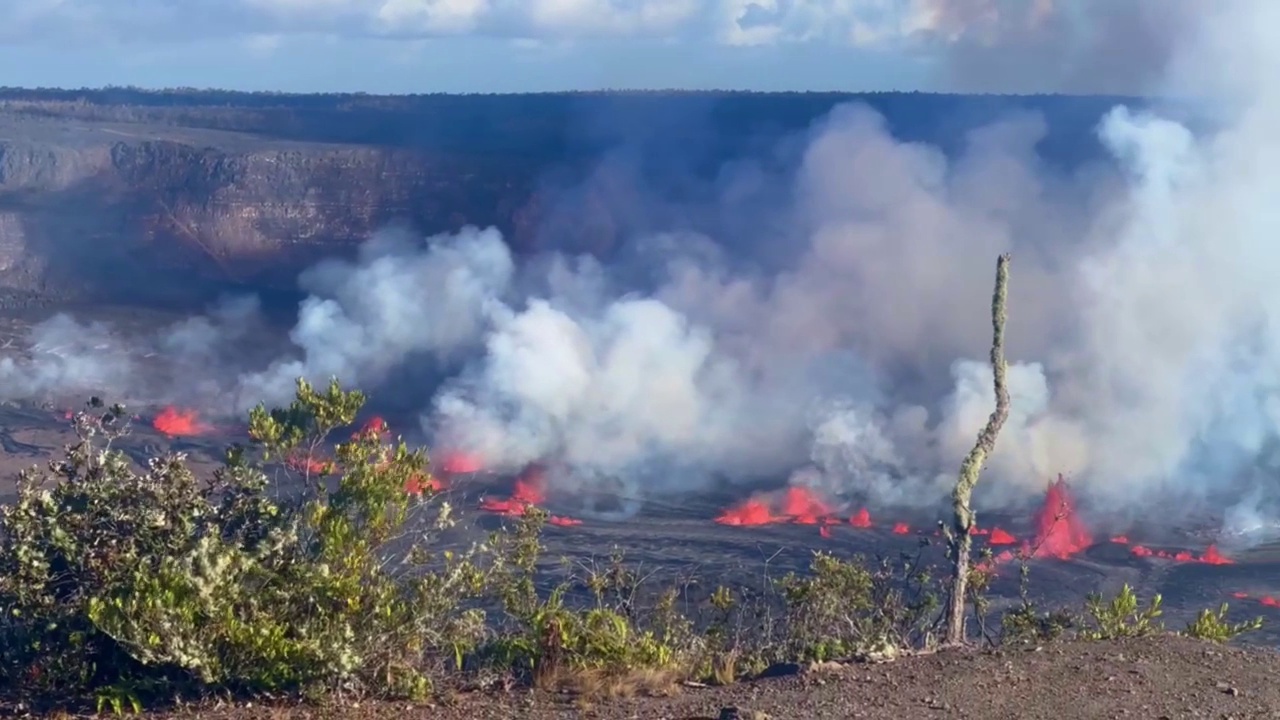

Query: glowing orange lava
<box><xmin>360</xmin><ymin>416</ymin><xmax>388</xmax><ymax>435</ymax></box>
<box><xmin>714</xmin><ymin>498</ymin><xmax>774</xmax><ymax>526</ymax></box>
<box><xmin>1126</xmin><ymin>542</ymin><xmax>1232</xmax><ymax>565</ymax></box>
<box><xmin>1026</xmin><ymin>475</ymin><xmax>1093</xmax><ymax>559</ymax></box>
<box><xmin>438</xmin><ymin>451</ymin><xmax>485</xmax><ymax>474</ymax></box>
<box><xmin>849</xmin><ymin>508</ymin><xmax>873</xmax><ymax>528</ymax></box>
<box><xmin>715</xmin><ymin>486</ymin><xmax>841</xmax><ymax>526</ymax></box>
<box><xmin>286</xmin><ymin>453</ymin><xmax>333</xmax><ymax>475</ymax></box>
<box><xmin>477</xmin><ymin>465</ymin><xmax>583</xmax><ymax>527</ymax></box>
<box><xmin>988</xmin><ymin>527</ymin><xmax>1017</xmax><ymax>545</ymax></box>
<box><xmin>892</xmin><ymin>522</ymin><xmax>910</xmax><ymax>535</ymax></box>
<box><xmin>782</xmin><ymin>487</ymin><xmax>835</xmax><ymax>525</ymax></box>
<box><xmin>153</xmin><ymin>407</ymin><xmax>210</xmax><ymax>437</ymax></box>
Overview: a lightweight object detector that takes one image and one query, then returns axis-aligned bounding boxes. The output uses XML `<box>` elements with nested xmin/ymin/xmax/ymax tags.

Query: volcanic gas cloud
<box><xmin>5</xmin><ymin>2</ymin><xmax>1280</xmax><ymax>543</ymax></box>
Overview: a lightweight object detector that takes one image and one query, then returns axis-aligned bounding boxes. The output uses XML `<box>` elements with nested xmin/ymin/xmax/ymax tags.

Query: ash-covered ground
<box><xmin>4</xmin><ymin>306</ymin><xmax>1280</xmax><ymax>652</ymax></box>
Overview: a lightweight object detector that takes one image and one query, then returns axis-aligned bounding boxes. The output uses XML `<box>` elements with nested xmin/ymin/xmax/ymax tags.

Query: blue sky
<box><xmin>0</xmin><ymin>1</ymin><xmax>1181</xmax><ymax>94</ymax></box>
<box><xmin>0</xmin><ymin>36</ymin><xmax>932</xmax><ymax>94</ymax></box>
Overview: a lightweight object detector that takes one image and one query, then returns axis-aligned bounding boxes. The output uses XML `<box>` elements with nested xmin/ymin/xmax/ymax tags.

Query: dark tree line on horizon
<box><xmin>0</xmin><ymin>86</ymin><xmax>1148</xmax><ymax>169</ymax></box>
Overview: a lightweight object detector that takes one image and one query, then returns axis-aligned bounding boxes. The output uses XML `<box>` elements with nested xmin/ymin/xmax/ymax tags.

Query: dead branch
<box><xmin>945</xmin><ymin>253</ymin><xmax>1012</xmax><ymax>646</ymax></box>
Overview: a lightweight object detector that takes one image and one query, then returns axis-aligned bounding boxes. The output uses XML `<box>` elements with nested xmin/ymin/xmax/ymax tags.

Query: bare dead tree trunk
<box><xmin>945</xmin><ymin>253</ymin><xmax>1012</xmax><ymax>647</ymax></box>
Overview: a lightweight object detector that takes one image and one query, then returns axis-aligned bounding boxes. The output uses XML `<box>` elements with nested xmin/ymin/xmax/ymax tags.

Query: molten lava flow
<box><xmin>153</xmin><ymin>407</ymin><xmax>210</xmax><ymax>437</ymax></box>
<box><xmin>360</xmin><ymin>416</ymin><xmax>389</xmax><ymax>435</ymax></box>
<box><xmin>782</xmin><ymin>486</ymin><xmax>834</xmax><ymax>525</ymax></box>
<box><xmin>849</xmin><ymin>508</ymin><xmax>872</xmax><ymax>528</ymax></box>
<box><xmin>1200</xmin><ymin>544</ymin><xmax>1232</xmax><ymax>565</ymax></box>
<box><xmin>477</xmin><ymin>465</ymin><xmax>580</xmax><ymax>526</ymax></box>
<box><xmin>438</xmin><ymin>451</ymin><xmax>484</xmax><ymax>475</ymax></box>
<box><xmin>1111</xmin><ymin>535</ymin><xmax>1130</xmax><ymax>544</ymax></box>
<box><xmin>819</xmin><ymin>526</ymin><xmax>833</xmax><ymax>539</ymax></box>
<box><xmin>1239</xmin><ymin>589</ymin><xmax>1280</xmax><ymax>604</ymax></box>
<box><xmin>714</xmin><ymin>499</ymin><xmax>774</xmax><ymax>526</ymax></box>
<box><xmin>891</xmin><ymin>522</ymin><xmax>910</xmax><ymax>535</ymax></box>
<box><xmin>988</xmin><ymin>528</ymin><xmax>1017</xmax><ymax>545</ymax></box>
<box><xmin>715</xmin><ymin>486</ymin><xmax>842</xmax><ymax>527</ymax></box>
<box><xmin>1126</xmin><ymin>542</ymin><xmax>1233</xmax><ymax>564</ymax></box>
<box><xmin>1027</xmin><ymin>476</ymin><xmax>1093</xmax><ymax>560</ymax></box>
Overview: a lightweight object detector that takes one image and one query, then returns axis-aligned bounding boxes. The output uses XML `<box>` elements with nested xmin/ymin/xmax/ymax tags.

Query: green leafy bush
<box><xmin>1081</xmin><ymin>584</ymin><xmax>1163</xmax><ymax>640</ymax></box>
<box><xmin>0</xmin><ymin>380</ymin><xmax>491</xmax><ymax>702</ymax></box>
<box><xmin>1183</xmin><ymin>604</ymin><xmax>1263</xmax><ymax>644</ymax></box>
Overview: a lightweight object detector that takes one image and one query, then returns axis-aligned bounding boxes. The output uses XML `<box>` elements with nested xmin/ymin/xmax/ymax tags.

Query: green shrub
<box><xmin>1081</xmin><ymin>584</ymin><xmax>1163</xmax><ymax>640</ymax></box>
<box><xmin>0</xmin><ymin>379</ymin><xmax>491</xmax><ymax>702</ymax></box>
<box><xmin>775</xmin><ymin>551</ymin><xmax>940</xmax><ymax>663</ymax></box>
<box><xmin>480</xmin><ymin>516</ymin><xmax>700</xmax><ymax>692</ymax></box>
<box><xmin>1183</xmin><ymin>604</ymin><xmax>1263</xmax><ymax>644</ymax></box>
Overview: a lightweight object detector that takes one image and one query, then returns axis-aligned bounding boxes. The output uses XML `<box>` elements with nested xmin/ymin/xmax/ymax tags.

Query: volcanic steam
<box><xmin>2</xmin><ymin>2</ymin><xmax>1280</xmax><ymax>542</ymax></box>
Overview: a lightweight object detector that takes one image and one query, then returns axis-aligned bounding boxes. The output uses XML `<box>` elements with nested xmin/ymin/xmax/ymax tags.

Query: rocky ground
<box><xmin>14</xmin><ymin>635</ymin><xmax>1265</xmax><ymax>719</ymax></box>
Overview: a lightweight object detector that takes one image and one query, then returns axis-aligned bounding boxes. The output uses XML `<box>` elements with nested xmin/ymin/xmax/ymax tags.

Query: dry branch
<box><xmin>945</xmin><ymin>253</ymin><xmax>1012</xmax><ymax>646</ymax></box>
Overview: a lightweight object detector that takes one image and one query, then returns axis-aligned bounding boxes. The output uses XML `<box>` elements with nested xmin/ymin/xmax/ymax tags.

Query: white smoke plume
<box><xmin>417</xmin><ymin>1</ymin><xmax>1280</xmax><ymax>526</ymax></box>
<box><xmin>235</xmin><ymin>225</ymin><xmax>514</xmax><ymax>410</ymax></box>
<box><xmin>7</xmin><ymin>1</ymin><xmax>1280</xmax><ymax>534</ymax></box>
<box><xmin>0</xmin><ymin>314</ymin><xmax>137</xmax><ymax>403</ymax></box>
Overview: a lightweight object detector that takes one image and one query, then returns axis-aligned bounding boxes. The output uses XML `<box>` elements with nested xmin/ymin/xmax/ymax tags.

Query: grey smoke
<box><xmin>421</xmin><ymin>0</ymin><xmax>1280</xmax><ymax>527</ymax></box>
<box><xmin>235</xmin><ymin>225</ymin><xmax>514</xmax><ymax>410</ymax></box>
<box><xmin>927</xmin><ymin>0</ymin><xmax>1201</xmax><ymax>95</ymax></box>
<box><xmin>0</xmin><ymin>314</ymin><xmax>137</xmax><ymax>404</ymax></box>
<box><xmin>6</xmin><ymin>0</ymin><xmax>1280</xmax><ymax>537</ymax></box>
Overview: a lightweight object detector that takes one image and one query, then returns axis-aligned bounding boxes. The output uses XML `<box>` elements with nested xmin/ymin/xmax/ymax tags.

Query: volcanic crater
<box><xmin>4</xmin><ymin>306</ymin><xmax>1280</xmax><ymax>651</ymax></box>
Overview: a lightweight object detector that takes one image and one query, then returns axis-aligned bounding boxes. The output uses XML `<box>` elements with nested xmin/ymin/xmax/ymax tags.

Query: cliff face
<box><xmin>0</xmin><ymin>90</ymin><xmax>1134</xmax><ymax>307</ymax></box>
<box><xmin>0</xmin><ymin>118</ymin><xmax>542</xmax><ymax>304</ymax></box>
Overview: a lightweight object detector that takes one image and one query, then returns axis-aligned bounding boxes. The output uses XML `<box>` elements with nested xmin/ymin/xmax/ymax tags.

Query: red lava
<box><xmin>1228</xmin><ymin>591</ymin><xmax>1280</xmax><ymax>608</ymax></box>
<box><xmin>153</xmin><ymin>406</ymin><xmax>211</xmax><ymax>437</ymax></box>
<box><xmin>1025</xmin><ymin>475</ymin><xmax>1094</xmax><ymax>560</ymax></box>
<box><xmin>988</xmin><ymin>527</ymin><xmax>1017</xmax><ymax>545</ymax></box>
<box><xmin>850</xmin><ymin>507</ymin><xmax>872</xmax><ymax>528</ymax></box>
<box><xmin>1128</xmin><ymin>543</ymin><xmax>1232</xmax><ymax>565</ymax></box>
<box><xmin>478</xmin><ymin>464</ymin><xmax>583</xmax><ymax>527</ymax></box>
<box><xmin>713</xmin><ymin>474</ymin><xmax>1232</xmax><ymax>573</ymax></box>
<box><xmin>286</xmin><ymin>454</ymin><xmax>334</xmax><ymax>475</ymax></box>
<box><xmin>715</xmin><ymin>486</ymin><xmax>844</xmax><ymax>527</ymax></box>
<box><xmin>438</xmin><ymin>451</ymin><xmax>484</xmax><ymax>474</ymax></box>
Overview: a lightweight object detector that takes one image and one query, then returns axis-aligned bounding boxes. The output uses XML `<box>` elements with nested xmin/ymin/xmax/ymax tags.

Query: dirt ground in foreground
<box><xmin>57</xmin><ymin>635</ymin><xmax>1272</xmax><ymax>720</ymax></box>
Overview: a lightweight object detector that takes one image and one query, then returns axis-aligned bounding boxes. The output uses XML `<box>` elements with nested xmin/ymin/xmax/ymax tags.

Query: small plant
<box><xmin>1002</xmin><ymin>603</ymin><xmax>1078</xmax><ymax>643</ymax></box>
<box><xmin>1000</xmin><ymin>551</ymin><xmax>1076</xmax><ymax>644</ymax></box>
<box><xmin>776</xmin><ymin>550</ymin><xmax>939</xmax><ymax>663</ymax></box>
<box><xmin>480</xmin><ymin>514</ymin><xmax>696</xmax><ymax>696</ymax></box>
<box><xmin>1082</xmin><ymin>584</ymin><xmax>1163</xmax><ymax>640</ymax></box>
<box><xmin>1183</xmin><ymin>604</ymin><xmax>1263</xmax><ymax>643</ymax></box>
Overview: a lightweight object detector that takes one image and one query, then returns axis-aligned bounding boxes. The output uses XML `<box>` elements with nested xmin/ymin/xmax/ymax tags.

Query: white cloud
<box><xmin>0</xmin><ymin>0</ymin><xmax>1078</xmax><ymax>47</ymax></box>
<box><xmin>0</xmin><ymin>0</ymin><xmax>1203</xmax><ymax>96</ymax></box>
